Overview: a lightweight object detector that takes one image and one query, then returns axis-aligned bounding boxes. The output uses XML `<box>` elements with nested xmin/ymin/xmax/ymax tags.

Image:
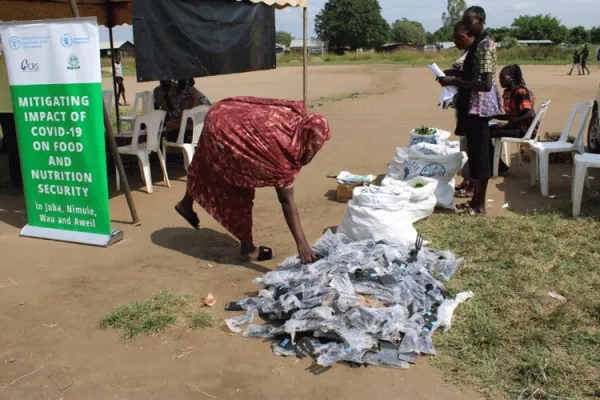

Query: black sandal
<box><xmin>461</xmin><ymin>207</ymin><xmax>486</xmax><ymax>217</ymax></box>
<box><xmin>455</xmin><ymin>202</ymin><xmax>473</xmax><ymax>211</ymax></box>
<box><xmin>257</xmin><ymin>246</ymin><xmax>274</xmax><ymax>262</ymax></box>
<box><xmin>242</xmin><ymin>246</ymin><xmax>274</xmax><ymax>262</ymax></box>
<box><xmin>174</xmin><ymin>205</ymin><xmax>200</xmax><ymax>229</ymax></box>
<box><xmin>455</xmin><ymin>188</ymin><xmax>473</xmax><ymax>198</ymax></box>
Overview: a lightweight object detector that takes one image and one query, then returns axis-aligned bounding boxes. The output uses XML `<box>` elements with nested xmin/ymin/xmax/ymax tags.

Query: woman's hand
<box><xmin>276</xmin><ymin>187</ymin><xmax>315</xmax><ymax>264</ymax></box>
<box><xmin>437</xmin><ymin>76</ymin><xmax>457</xmax><ymax>87</ymax></box>
<box><xmin>297</xmin><ymin>241</ymin><xmax>316</xmax><ymax>264</ymax></box>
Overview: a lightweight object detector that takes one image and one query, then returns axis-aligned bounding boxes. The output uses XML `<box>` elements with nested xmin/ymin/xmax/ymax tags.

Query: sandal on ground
<box><xmin>455</xmin><ymin>201</ymin><xmax>474</xmax><ymax>211</ymax></box>
<box><xmin>461</xmin><ymin>207</ymin><xmax>486</xmax><ymax>217</ymax></box>
<box><xmin>241</xmin><ymin>246</ymin><xmax>274</xmax><ymax>262</ymax></box>
<box><xmin>455</xmin><ymin>188</ymin><xmax>473</xmax><ymax>198</ymax></box>
<box><xmin>174</xmin><ymin>205</ymin><xmax>200</xmax><ymax>229</ymax></box>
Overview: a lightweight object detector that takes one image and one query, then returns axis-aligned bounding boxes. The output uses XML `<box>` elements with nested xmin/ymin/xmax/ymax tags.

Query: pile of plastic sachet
<box><xmin>224</xmin><ymin>231</ymin><xmax>473</xmax><ymax>369</ymax></box>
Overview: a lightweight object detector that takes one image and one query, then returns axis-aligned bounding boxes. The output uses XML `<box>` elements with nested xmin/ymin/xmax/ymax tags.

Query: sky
<box><xmin>99</xmin><ymin>0</ymin><xmax>600</xmax><ymax>43</ymax></box>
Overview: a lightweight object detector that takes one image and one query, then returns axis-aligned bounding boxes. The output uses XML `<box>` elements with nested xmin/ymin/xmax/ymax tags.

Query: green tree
<box><xmin>488</xmin><ymin>27</ymin><xmax>513</xmax><ymax>43</ymax></box>
<box><xmin>391</xmin><ymin>19</ymin><xmax>427</xmax><ymax>45</ymax></box>
<box><xmin>590</xmin><ymin>27</ymin><xmax>600</xmax><ymax>44</ymax></box>
<box><xmin>441</xmin><ymin>0</ymin><xmax>467</xmax><ymax>28</ymax></box>
<box><xmin>511</xmin><ymin>14</ymin><xmax>568</xmax><ymax>43</ymax></box>
<box><xmin>500</xmin><ymin>37</ymin><xmax>520</xmax><ymax>49</ymax></box>
<box><xmin>276</xmin><ymin>31</ymin><xmax>293</xmax><ymax>47</ymax></box>
<box><xmin>569</xmin><ymin>26</ymin><xmax>590</xmax><ymax>44</ymax></box>
<box><xmin>431</xmin><ymin>25</ymin><xmax>453</xmax><ymax>43</ymax></box>
<box><xmin>315</xmin><ymin>0</ymin><xmax>391</xmax><ymax>49</ymax></box>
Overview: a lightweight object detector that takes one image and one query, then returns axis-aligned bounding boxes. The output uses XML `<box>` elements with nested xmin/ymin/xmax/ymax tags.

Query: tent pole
<box><xmin>69</xmin><ymin>0</ymin><xmax>80</xmax><ymax>17</ymax></box>
<box><xmin>70</xmin><ymin>0</ymin><xmax>140</xmax><ymax>225</ymax></box>
<box><xmin>106</xmin><ymin>0</ymin><xmax>120</xmax><ymax>134</ymax></box>
<box><xmin>302</xmin><ymin>6</ymin><xmax>307</xmax><ymax>106</ymax></box>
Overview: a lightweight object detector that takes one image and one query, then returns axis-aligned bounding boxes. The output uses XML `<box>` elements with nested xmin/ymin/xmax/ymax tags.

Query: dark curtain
<box><xmin>132</xmin><ymin>0</ymin><xmax>276</xmax><ymax>81</ymax></box>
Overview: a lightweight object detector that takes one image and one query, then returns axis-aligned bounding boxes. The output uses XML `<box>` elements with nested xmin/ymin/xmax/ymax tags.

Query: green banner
<box><xmin>1</xmin><ymin>18</ymin><xmax>119</xmax><ymax>246</ymax></box>
<box><xmin>11</xmin><ymin>83</ymin><xmax>110</xmax><ymax>235</ymax></box>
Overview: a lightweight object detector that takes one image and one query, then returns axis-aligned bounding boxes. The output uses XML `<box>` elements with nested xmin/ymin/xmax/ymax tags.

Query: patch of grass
<box><xmin>417</xmin><ymin>211</ymin><xmax>600</xmax><ymax>399</ymax></box>
<box><xmin>99</xmin><ymin>290</ymin><xmax>194</xmax><ymax>340</ymax></box>
<box><xmin>277</xmin><ymin>46</ymin><xmax>573</xmax><ymax>68</ymax></box>
<box><xmin>187</xmin><ymin>311</ymin><xmax>215</xmax><ymax>329</ymax></box>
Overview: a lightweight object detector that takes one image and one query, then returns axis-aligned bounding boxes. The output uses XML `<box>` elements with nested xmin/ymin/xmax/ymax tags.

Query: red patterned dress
<box><xmin>186</xmin><ymin>97</ymin><xmax>331</xmax><ymax>244</ymax></box>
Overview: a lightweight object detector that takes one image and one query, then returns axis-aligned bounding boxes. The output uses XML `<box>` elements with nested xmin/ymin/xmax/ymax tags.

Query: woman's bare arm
<box><xmin>276</xmin><ymin>187</ymin><xmax>316</xmax><ymax>264</ymax></box>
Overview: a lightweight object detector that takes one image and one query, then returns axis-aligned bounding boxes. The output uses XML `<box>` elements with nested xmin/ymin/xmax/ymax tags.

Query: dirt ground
<box><xmin>0</xmin><ymin>65</ymin><xmax>598</xmax><ymax>400</ymax></box>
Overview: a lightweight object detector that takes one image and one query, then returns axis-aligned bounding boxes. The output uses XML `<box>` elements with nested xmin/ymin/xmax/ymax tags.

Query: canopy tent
<box><xmin>1</xmin><ymin>0</ymin><xmax>309</xmax><ymax>224</ymax></box>
<box><xmin>2</xmin><ymin>0</ymin><xmax>132</xmax><ymax>27</ymax></box>
<box><xmin>2</xmin><ymin>0</ymin><xmax>310</xmax><ymax>103</ymax></box>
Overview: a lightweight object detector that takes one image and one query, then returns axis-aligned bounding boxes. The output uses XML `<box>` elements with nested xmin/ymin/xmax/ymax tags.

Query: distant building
<box><xmin>289</xmin><ymin>39</ymin><xmax>326</xmax><ymax>56</ymax></box>
<box><xmin>437</xmin><ymin>42</ymin><xmax>456</xmax><ymax>50</ymax></box>
<box><xmin>275</xmin><ymin>43</ymin><xmax>287</xmax><ymax>56</ymax></box>
<box><xmin>378</xmin><ymin>43</ymin><xmax>424</xmax><ymax>52</ymax></box>
<box><xmin>100</xmin><ymin>40</ymin><xmax>135</xmax><ymax>57</ymax></box>
<box><xmin>517</xmin><ymin>40</ymin><xmax>554</xmax><ymax>46</ymax></box>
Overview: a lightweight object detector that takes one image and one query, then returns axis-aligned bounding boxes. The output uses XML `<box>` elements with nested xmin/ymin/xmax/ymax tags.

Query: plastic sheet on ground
<box><xmin>225</xmin><ymin>231</ymin><xmax>472</xmax><ymax>369</ymax></box>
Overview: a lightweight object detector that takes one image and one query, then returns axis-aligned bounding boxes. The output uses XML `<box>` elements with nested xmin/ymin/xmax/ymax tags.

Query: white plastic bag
<box><xmin>386</xmin><ymin>145</ymin><xmax>467</xmax><ymax>209</ymax></box>
<box><xmin>338</xmin><ymin>201</ymin><xmax>417</xmax><ymax>246</ymax></box>
<box><xmin>380</xmin><ymin>177</ymin><xmax>438</xmax><ymax>223</ymax></box>
<box><xmin>337</xmin><ymin>186</ymin><xmax>418</xmax><ymax>246</ymax></box>
<box><xmin>408</xmin><ymin>129</ymin><xmax>451</xmax><ymax>146</ymax></box>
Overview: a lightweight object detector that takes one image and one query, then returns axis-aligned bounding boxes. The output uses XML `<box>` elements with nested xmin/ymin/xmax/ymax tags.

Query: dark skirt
<box><xmin>456</xmin><ymin>115</ymin><xmax>491</xmax><ymax>180</ymax></box>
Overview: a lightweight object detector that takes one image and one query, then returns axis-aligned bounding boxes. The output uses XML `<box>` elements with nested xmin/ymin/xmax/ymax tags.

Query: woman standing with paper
<box><xmin>437</xmin><ymin>8</ymin><xmax>501</xmax><ymax>216</ymax></box>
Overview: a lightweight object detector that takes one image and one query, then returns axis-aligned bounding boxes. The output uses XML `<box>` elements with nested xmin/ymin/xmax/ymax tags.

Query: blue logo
<box><xmin>8</xmin><ymin>36</ymin><xmax>21</xmax><ymax>50</ymax></box>
<box><xmin>61</xmin><ymin>34</ymin><xmax>73</xmax><ymax>48</ymax></box>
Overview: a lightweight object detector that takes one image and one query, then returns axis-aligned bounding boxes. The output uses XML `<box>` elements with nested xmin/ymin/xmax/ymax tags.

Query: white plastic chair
<box><xmin>102</xmin><ymin>90</ymin><xmax>113</xmax><ymax>112</ymax></box>
<box><xmin>571</xmin><ymin>153</ymin><xmax>599</xmax><ymax>217</ymax></box>
<box><xmin>116</xmin><ymin>110</ymin><xmax>170</xmax><ymax>194</ymax></box>
<box><xmin>162</xmin><ymin>105</ymin><xmax>210</xmax><ymax>171</ymax></box>
<box><xmin>529</xmin><ymin>101</ymin><xmax>594</xmax><ymax>197</ymax></box>
<box><xmin>492</xmin><ymin>101</ymin><xmax>551</xmax><ymax>177</ymax></box>
<box><xmin>119</xmin><ymin>91</ymin><xmax>153</xmax><ymax>130</ymax></box>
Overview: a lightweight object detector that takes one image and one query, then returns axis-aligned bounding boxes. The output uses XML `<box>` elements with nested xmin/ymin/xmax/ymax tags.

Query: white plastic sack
<box><xmin>408</xmin><ymin>129</ymin><xmax>451</xmax><ymax>146</ymax></box>
<box><xmin>380</xmin><ymin>177</ymin><xmax>438</xmax><ymax>223</ymax></box>
<box><xmin>338</xmin><ymin>201</ymin><xmax>417</xmax><ymax>246</ymax></box>
<box><xmin>386</xmin><ymin>145</ymin><xmax>467</xmax><ymax>209</ymax></box>
<box><xmin>337</xmin><ymin>186</ymin><xmax>418</xmax><ymax>246</ymax></box>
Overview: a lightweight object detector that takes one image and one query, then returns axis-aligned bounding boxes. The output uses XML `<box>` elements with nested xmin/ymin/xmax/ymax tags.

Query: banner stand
<box><xmin>21</xmin><ymin>226</ymin><xmax>123</xmax><ymax>247</ymax></box>
<box><xmin>1</xmin><ymin>18</ymin><xmax>122</xmax><ymax>247</ymax></box>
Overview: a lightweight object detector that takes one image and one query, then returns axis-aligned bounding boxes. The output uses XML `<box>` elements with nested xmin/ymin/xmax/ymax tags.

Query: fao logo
<box><xmin>8</xmin><ymin>36</ymin><xmax>21</xmax><ymax>50</ymax></box>
<box><xmin>61</xmin><ymin>34</ymin><xmax>73</xmax><ymax>48</ymax></box>
<box><xmin>20</xmin><ymin>59</ymin><xmax>39</xmax><ymax>72</ymax></box>
<box><xmin>67</xmin><ymin>55</ymin><xmax>80</xmax><ymax>70</ymax></box>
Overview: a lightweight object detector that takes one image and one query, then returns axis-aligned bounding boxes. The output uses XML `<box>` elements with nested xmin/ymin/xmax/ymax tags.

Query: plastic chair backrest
<box><xmin>102</xmin><ymin>90</ymin><xmax>113</xmax><ymax>111</ymax></box>
<box><xmin>128</xmin><ymin>92</ymin><xmax>142</xmax><ymax>119</ymax></box>
<box><xmin>560</xmin><ymin>101</ymin><xmax>594</xmax><ymax>147</ymax></box>
<box><xmin>526</xmin><ymin>101</ymin><xmax>550</xmax><ymax>142</ymax></box>
<box><xmin>176</xmin><ymin>105</ymin><xmax>211</xmax><ymax>145</ymax></box>
<box><xmin>139</xmin><ymin>91</ymin><xmax>154</xmax><ymax>115</ymax></box>
<box><xmin>131</xmin><ymin>110</ymin><xmax>166</xmax><ymax>151</ymax></box>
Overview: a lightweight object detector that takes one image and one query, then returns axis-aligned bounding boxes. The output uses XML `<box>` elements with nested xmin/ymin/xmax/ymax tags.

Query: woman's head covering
<box><xmin>299</xmin><ymin>114</ymin><xmax>331</xmax><ymax>165</ymax></box>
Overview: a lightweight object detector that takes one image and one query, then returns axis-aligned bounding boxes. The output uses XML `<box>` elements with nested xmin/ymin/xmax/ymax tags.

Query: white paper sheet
<box><xmin>429</xmin><ymin>63</ymin><xmax>458</xmax><ymax>109</ymax></box>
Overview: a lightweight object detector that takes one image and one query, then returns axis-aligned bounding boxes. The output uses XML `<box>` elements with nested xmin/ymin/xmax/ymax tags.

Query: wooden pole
<box><xmin>103</xmin><ymin>103</ymin><xmax>140</xmax><ymax>224</ymax></box>
<box><xmin>302</xmin><ymin>6</ymin><xmax>307</xmax><ymax>106</ymax></box>
<box><xmin>70</xmin><ymin>0</ymin><xmax>140</xmax><ymax>224</ymax></box>
<box><xmin>68</xmin><ymin>0</ymin><xmax>80</xmax><ymax>17</ymax></box>
<box><xmin>106</xmin><ymin>0</ymin><xmax>121</xmax><ymax>134</ymax></box>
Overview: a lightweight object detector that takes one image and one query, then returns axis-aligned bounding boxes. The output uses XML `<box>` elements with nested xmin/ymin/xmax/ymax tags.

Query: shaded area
<box><xmin>151</xmin><ymin>227</ymin><xmax>270</xmax><ymax>274</ymax></box>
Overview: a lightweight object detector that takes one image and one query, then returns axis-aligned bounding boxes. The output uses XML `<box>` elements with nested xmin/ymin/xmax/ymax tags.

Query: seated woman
<box><xmin>492</xmin><ymin>64</ymin><xmax>536</xmax><ymax>139</ymax></box>
<box><xmin>154</xmin><ymin>79</ymin><xmax>212</xmax><ymax>143</ymax></box>
<box><xmin>490</xmin><ymin>65</ymin><xmax>536</xmax><ymax>172</ymax></box>
<box><xmin>174</xmin><ymin>97</ymin><xmax>331</xmax><ymax>264</ymax></box>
